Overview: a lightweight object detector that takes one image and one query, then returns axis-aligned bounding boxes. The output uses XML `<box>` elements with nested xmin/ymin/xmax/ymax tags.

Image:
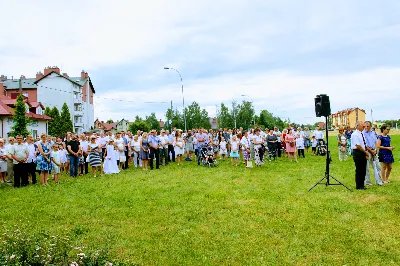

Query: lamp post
<box><xmin>164</xmin><ymin>67</ymin><xmax>186</xmax><ymax>131</ymax></box>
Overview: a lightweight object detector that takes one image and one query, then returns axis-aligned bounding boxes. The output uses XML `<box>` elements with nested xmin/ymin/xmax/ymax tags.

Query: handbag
<box><xmin>246</xmin><ymin>161</ymin><xmax>253</xmax><ymax>168</ymax></box>
<box><xmin>290</xmin><ymin>142</ymin><xmax>295</xmax><ymax>147</ymax></box>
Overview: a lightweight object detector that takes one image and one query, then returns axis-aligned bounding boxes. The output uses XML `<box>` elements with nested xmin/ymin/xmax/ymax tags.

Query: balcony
<box><xmin>74</xmin><ymin>110</ymin><xmax>83</xmax><ymax>117</ymax></box>
<box><xmin>73</xmin><ymin>97</ymin><xmax>82</xmax><ymax>104</ymax></box>
<box><xmin>74</xmin><ymin>122</ymin><xmax>84</xmax><ymax>128</ymax></box>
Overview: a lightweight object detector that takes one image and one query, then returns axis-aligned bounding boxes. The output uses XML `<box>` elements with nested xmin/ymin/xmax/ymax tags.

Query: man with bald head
<box><xmin>351</xmin><ymin>121</ymin><xmax>369</xmax><ymax>190</ymax></box>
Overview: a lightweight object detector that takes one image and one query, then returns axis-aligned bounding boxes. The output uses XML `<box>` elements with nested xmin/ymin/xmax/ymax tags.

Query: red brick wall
<box><xmin>6</xmin><ymin>89</ymin><xmax>37</xmax><ymax>101</ymax></box>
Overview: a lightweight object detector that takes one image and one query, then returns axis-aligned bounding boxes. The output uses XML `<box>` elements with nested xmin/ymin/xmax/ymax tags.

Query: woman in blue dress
<box><xmin>376</xmin><ymin>124</ymin><xmax>395</xmax><ymax>184</ymax></box>
<box><xmin>36</xmin><ymin>133</ymin><xmax>53</xmax><ymax>186</ymax></box>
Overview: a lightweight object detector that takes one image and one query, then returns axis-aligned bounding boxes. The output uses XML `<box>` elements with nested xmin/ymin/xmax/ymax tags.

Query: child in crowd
<box><xmin>51</xmin><ymin>145</ymin><xmax>61</xmax><ymax>184</ymax></box>
<box><xmin>230</xmin><ymin>135</ymin><xmax>240</xmax><ymax>166</ymax></box>
<box><xmin>59</xmin><ymin>144</ymin><xmax>67</xmax><ymax>173</ymax></box>
<box><xmin>295</xmin><ymin>133</ymin><xmax>305</xmax><ymax>158</ymax></box>
<box><xmin>311</xmin><ymin>136</ymin><xmax>318</xmax><ymax>155</ymax></box>
<box><xmin>219</xmin><ymin>137</ymin><xmax>227</xmax><ymax>160</ymax></box>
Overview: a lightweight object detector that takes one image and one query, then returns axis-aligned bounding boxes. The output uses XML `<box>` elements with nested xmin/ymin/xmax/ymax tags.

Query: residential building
<box><xmin>1</xmin><ymin>66</ymin><xmax>95</xmax><ymax>135</ymax></box>
<box><xmin>331</xmin><ymin>107</ymin><xmax>366</xmax><ymax>128</ymax></box>
<box><xmin>116</xmin><ymin>119</ymin><xmax>130</xmax><ymax>132</ymax></box>
<box><xmin>94</xmin><ymin>119</ymin><xmax>118</xmax><ymax>133</ymax></box>
<box><xmin>0</xmin><ymin>94</ymin><xmax>51</xmax><ymax>138</ymax></box>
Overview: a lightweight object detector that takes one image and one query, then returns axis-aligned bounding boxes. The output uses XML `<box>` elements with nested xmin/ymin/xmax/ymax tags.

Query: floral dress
<box><xmin>36</xmin><ymin>142</ymin><xmax>53</xmax><ymax>171</ymax></box>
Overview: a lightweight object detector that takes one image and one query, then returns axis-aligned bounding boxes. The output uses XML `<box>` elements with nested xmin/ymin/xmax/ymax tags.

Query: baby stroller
<box><xmin>317</xmin><ymin>140</ymin><xmax>327</xmax><ymax>156</ymax></box>
<box><xmin>201</xmin><ymin>145</ymin><xmax>218</xmax><ymax>167</ymax></box>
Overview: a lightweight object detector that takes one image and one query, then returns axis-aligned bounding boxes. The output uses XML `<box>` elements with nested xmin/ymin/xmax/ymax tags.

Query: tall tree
<box><xmin>257</xmin><ymin>110</ymin><xmax>275</xmax><ymax>129</ymax></box>
<box><xmin>217</xmin><ymin>103</ymin><xmax>233</xmax><ymax>129</ymax></box>
<box><xmin>165</xmin><ymin>108</ymin><xmax>174</xmax><ymax>131</ymax></box>
<box><xmin>10</xmin><ymin>95</ymin><xmax>30</xmax><ymax>137</ymax></box>
<box><xmin>236</xmin><ymin>100</ymin><xmax>255</xmax><ymax>129</ymax></box>
<box><xmin>106</xmin><ymin>119</ymin><xmax>114</xmax><ymax>124</ymax></box>
<box><xmin>60</xmin><ymin>103</ymin><xmax>73</xmax><ymax>134</ymax></box>
<box><xmin>145</xmin><ymin>112</ymin><xmax>161</xmax><ymax>131</ymax></box>
<box><xmin>50</xmin><ymin>106</ymin><xmax>61</xmax><ymax>136</ymax></box>
<box><xmin>129</xmin><ymin>121</ymin><xmax>150</xmax><ymax>133</ymax></box>
<box><xmin>171</xmin><ymin>108</ymin><xmax>184</xmax><ymax>129</ymax></box>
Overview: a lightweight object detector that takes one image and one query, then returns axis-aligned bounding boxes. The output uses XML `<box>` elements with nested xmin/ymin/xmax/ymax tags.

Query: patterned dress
<box><xmin>378</xmin><ymin>135</ymin><xmax>394</xmax><ymax>164</ymax></box>
<box><xmin>88</xmin><ymin>143</ymin><xmax>102</xmax><ymax>167</ymax></box>
<box><xmin>36</xmin><ymin>142</ymin><xmax>53</xmax><ymax>171</ymax></box>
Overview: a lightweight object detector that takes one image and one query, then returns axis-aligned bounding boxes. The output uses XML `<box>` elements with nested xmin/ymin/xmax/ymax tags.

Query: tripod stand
<box><xmin>308</xmin><ymin>116</ymin><xmax>352</xmax><ymax>192</ymax></box>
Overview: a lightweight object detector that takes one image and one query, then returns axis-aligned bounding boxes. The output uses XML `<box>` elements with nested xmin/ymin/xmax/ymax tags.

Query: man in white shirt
<box><xmin>80</xmin><ymin>134</ymin><xmax>89</xmax><ymax>175</ymax></box>
<box><xmin>25</xmin><ymin>135</ymin><xmax>37</xmax><ymax>184</ymax></box>
<box><xmin>350</xmin><ymin>121</ymin><xmax>369</xmax><ymax>190</ymax></box>
<box><xmin>313</xmin><ymin>126</ymin><xmax>324</xmax><ymax>142</ymax></box>
<box><xmin>159</xmin><ymin>130</ymin><xmax>169</xmax><ymax>165</ymax></box>
<box><xmin>11</xmin><ymin>135</ymin><xmax>29</xmax><ymax>187</ymax></box>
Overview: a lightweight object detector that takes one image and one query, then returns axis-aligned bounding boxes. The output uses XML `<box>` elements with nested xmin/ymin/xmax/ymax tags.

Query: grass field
<box><xmin>1</xmin><ymin>136</ymin><xmax>399</xmax><ymax>265</ymax></box>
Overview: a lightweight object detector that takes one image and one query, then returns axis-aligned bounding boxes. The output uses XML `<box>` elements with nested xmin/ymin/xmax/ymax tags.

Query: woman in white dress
<box><xmin>103</xmin><ymin>139</ymin><xmax>120</xmax><ymax>174</ymax></box>
<box><xmin>174</xmin><ymin>131</ymin><xmax>185</xmax><ymax>166</ymax></box>
<box><xmin>0</xmin><ymin>139</ymin><xmax>8</xmax><ymax>182</ymax></box>
<box><xmin>114</xmin><ymin>132</ymin><xmax>126</xmax><ymax>170</ymax></box>
<box><xmin>50</xmin><ymin>145</ymin><xmax>61</xmax><ymax>184</ymax></box>
<box><xmin>219</xmin><ymin>137</ymin><xmax>227</xmax><ymax>160</ymax></box>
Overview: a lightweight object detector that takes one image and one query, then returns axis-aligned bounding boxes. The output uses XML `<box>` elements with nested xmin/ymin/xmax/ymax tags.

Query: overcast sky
<box><xmin>1</xmin><ymin>0</ymin><xmax>399</xmax><ymax>125</ymax></box>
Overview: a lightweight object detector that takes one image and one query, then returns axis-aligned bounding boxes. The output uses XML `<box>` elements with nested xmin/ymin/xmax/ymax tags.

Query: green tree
<box><xmin>10</xmin><ymin>95</ymin><xmax>30</xmax><ymax>137</ymax></box>
<box><xmin>171</xmin><ymin>109</ymin><xmax>184</xmax><ymax>129</ymax></box>
<box><xmin>184</xmin><ymin>101</ymin><xmax>210</xmax><ymax>129</ymax></box>
<box><xmin>236</xmin><ymin>100</ymin><xmax>255</xmax><ymax>129</ymax></box>
<box><xmin>106</xmin><ymin>119</ymin><xmax>114</xmax><ymax>124</ymax></box>
<box><xmin>145</xmin><ymin>113</ymin><xmax>161</xmax><ymax>131</ymax></box>
<box><xmin>217</xmin><ymin>103</ymin><xmax>233</xmax><ymax>129</ymax></box>
<box><xmin>129</xmin><ymin>121</ymin><xmax>150</xmax><ymax>133</ymax></box>
<box><xmin>165</xmin><ymin>108</ymin><xmax>174</xmax><ymax>131</ymax></box>
<box><xmin>257</xmin><ymin>110</ymin><xmax>275</xmax><ymax>129</ymax></box>
<box><xmin>60</xmin><ymin>103</ymin><xmax>73</xmax><ymax>134</ymax></box>
<box><xmin>50</xmin><ymin>106</ymin><xmax>61</xmax><ymax>136</ymax></box>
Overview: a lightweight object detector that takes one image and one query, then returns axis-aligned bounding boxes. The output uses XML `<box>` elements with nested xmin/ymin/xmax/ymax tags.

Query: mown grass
<box><xmin>1</xmin><ymin>136</ymin><xmax>399</xmax><ymax>265</ymax></box>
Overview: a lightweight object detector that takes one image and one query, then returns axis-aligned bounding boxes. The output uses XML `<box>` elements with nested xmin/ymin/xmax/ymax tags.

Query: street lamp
<box><xmin>164</xmin><ymin>67</ymin><xmax>186</xmax><ymax>131</ymax></box>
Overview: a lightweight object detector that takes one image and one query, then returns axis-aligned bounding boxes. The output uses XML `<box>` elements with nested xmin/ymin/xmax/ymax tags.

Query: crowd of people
<box><xmin>0</xmin><ymin>122</ymin><xmax>395</xmax><ymax>190</ymax></box>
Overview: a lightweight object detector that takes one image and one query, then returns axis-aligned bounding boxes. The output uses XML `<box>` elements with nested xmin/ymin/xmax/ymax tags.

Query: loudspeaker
<box><xmin>314</xmin><ymin>94</ymin><xmax>331</xmax><ymax>117</ymax></box>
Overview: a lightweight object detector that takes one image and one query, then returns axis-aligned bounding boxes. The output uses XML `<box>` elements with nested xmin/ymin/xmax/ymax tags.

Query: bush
<box><xmin>0</xmin><ymin>225</ymin><xmax>113</xmax><ymax>265</ymax></box>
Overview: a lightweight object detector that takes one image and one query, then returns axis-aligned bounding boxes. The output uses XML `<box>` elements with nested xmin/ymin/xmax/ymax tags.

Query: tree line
<box><xmin>128</xmin><ymin>100</ymin><xmax>313</xmax><ymax>132</ymax></box>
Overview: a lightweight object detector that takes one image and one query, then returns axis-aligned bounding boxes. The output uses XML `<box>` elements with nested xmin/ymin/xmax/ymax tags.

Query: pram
<box><xmin>201</xmin><ymin>145</ymin><xmax>218</xmax><ymax>167</ymax></box>
<box><xmin>317</xmin><ymin>139</ymin><xmax>327</xmax><ymax>156</ymax></box>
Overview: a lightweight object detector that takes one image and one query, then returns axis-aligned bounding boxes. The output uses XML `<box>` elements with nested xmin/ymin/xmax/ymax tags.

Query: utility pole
<box><xmin>170</xmin><ymin>100</ymin><xmax>173</xmax><ymax>131</ymax></box>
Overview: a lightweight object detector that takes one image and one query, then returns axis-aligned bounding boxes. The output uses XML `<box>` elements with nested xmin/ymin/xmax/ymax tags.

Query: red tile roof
<box><xmin>0</xmin><ymin>101</ymin><xmax>13</xmax><ymax>115</ymax></box>
<box><xmin>26</xmin><ymin>112</ymin><xmax>52</xmax><ymax>121</ymax></box>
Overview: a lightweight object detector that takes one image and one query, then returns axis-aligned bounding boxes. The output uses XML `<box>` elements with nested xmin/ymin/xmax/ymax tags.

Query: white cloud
<box><xmin>94</xmin><ymin>67</ymin><xmax>400</xmax><ymax>124</ymax></box>
<box><xmin>1</xmin><ymin>0</ymin><xmax>399</xmax><ymax>126</ymax></box>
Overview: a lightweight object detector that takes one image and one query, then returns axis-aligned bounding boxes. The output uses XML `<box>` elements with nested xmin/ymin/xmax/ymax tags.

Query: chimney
<box><xmin>36</xmin><ymin>72</ymin><xmax>44</xmax><ymax>81</ymax></box>
<box><xmin>63</xmin><ymin>73</ymin><xmax>69</xmax><ymax>78</ymax></box>
<box><xmin>20</xmin><ymin>75</ymin><xmax>26</xmax><ymax>80</ymax></box>
<box><xmin>43</xmin><ymin>66</ymin><xmax>60</xmax><ymax>76</ymax></box>
<box><xmin>81</xmin><ymin>70</ymin><xmax>88</xmax><ymax>79</ymax></box>
<box><xmin>0</xmin><ymin>75</ymin><xmax>7</xmax><ymax>81</ymax></box>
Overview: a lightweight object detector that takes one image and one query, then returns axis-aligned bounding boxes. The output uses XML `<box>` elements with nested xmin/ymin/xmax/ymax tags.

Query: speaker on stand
<box><xmin>309</xmin><ymin>94</ymin><xmax>352</xmax><ymax>192</ymax></box>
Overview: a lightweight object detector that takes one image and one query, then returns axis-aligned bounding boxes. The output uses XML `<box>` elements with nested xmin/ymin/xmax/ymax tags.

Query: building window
<box><xmin>32</xmin><ymin>130</ymin><xmax>38</xmax><ymax>139</ymax></box>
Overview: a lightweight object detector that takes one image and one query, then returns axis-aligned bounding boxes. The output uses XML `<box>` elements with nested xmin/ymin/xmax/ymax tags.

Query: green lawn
<box><xmin>1</xmin><ymin>136</ymin><xmax>399</xmax><ymax>265</ymax></box>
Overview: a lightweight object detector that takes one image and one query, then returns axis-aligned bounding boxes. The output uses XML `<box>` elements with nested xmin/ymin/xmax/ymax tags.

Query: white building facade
<box><xmin>34</xmin><ymin>70</ymin><xmax>95</xmax><ymax>135</ymax></box>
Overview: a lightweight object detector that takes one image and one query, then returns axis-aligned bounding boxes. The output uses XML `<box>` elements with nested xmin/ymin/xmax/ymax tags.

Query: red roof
<box><xmin>102</xmin><ymin>122</ymin><xmax>118</xmax><ymax>131</ymax></box>
<box><xmin>25</xmin><ymin>112</ymin><xmax>52</xmax><ymax>120</ymax></box>
<box><xmin>29</xmin><ymin>101</ymin><xmax>44</xmax><ymax>109</ymax></box>
<box><xmin>0</xmin><ymin>101</ymin><xmax>13</xmax><ymax>115</ymax></box>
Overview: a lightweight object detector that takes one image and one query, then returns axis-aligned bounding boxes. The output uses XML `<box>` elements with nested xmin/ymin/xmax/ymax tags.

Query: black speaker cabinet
<box><xmin>315</xmin><ymin>94</ymin><xmax>331</xmax><ymax>117</ymax></box>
